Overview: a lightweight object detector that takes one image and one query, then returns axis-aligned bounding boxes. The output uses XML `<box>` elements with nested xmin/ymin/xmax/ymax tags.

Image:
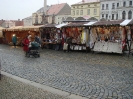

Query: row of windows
<box><xmin>102</xmin><ymin>11</ymin><xmax>132</xmax><ymax>20</ymax></box>
<box><xmin>73</xmin><ymin>4</ymin><xmax>97</xmax><ymax>9</ymax></box>
<box><xmin>72</xmin><ymin>9</ymin><xmax>97</xmax><ymax>16</ymax></box>
<box><xmin>102</xmin><ymin>1</ymin><xmax>132</xmax><ymax>10</ymax></box>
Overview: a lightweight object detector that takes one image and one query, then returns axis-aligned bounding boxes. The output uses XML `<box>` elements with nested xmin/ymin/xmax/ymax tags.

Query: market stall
<box><xmin>39</xmin><ymin>24</ymin><xmax>61</xmax><ymax>50</ymax></box>
<box><xmin>2</xmin><ymin>26</ymin><xmax>42</xmax><ymax>46</ymax></box>
<box><xmin>126</xmin><ymin>19</ymin><xmax>133</xmax><ymax>56</ymax></box>
<box><xmin>90</xmin><ymin>20</ymin><xmax>126</xmax><ymax>54</ymax></box>
<box><xmin>0</xmin><ymin>27</ymin><xmax>4</xmax><ymax>44</ymax></box>
<box><xmin>62</xmin><ymin>22</ymin><xmax>89</xmax><ymax>51</ymax></box>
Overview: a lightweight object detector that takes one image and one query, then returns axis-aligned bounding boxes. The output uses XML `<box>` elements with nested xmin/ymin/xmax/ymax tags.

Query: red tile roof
<box><xmin>47</xmin><ymin>3</ymin><xmax>66</xmax><ymax>15</ymax></box>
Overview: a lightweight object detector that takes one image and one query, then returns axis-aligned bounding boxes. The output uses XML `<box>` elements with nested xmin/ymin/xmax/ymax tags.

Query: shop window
<box><xmin>102</xmin><ymin>4</ymin><xmax>104</xmax><ymax>10</ymax></box>
<box><xmin>117</xmin><ymin>3</ymin><xmax>119</xmax><ymax>7</ymax></box>
<box><xmin>128</xmin><ymin>10</ymin><xmax>132</xmax><ymax>19</ymax></box>
<box><xmin>112</xmin><ymin>14</ymin><xmax>114</xmax><ymax>20</ymax></box>
<box><xmin>129</xmin><ymin>1</ymin><xmax>132</xmax><ymax>6</ymax></box>
<box><xmin>112</xmin><ymin>3</ymin><xmax>115</xmax><ymax>9</ymax></box>
<box><xmin>122</xmin><ymin>11</ymin><xmax>126</xmax><ymax>19</ymax></box>
<box><xmin>76</xmin><ymin>10</ymin><xmax>79</xmax><ymax>15</ymax></box>
<box><xmin>106</xmin><ymin>14</ymin><xmax>108</xmax><ymax>19</ymax></box>
<box><xmin>88</xmin><ymin>9</ymin><xmax>90</xmax><ymax>15</ymax></box>
<box><xmin>80</xmin><ymin>10</ymin><xmax>83</xmax><ymax>15</ymax></box>
<box><xmin>106</xmin><ymin>4</ymin><xmax>108</xmax><ymax>10</ymax></box>
<box><xmin>123</xmin><ymin>1</ymin><xmax>126</xmax><ymax>7</ymax></box>
<box><xmin>94</xmin><ymin>9</ymin><xmax>97</xmax><ymax>15</ymax></box>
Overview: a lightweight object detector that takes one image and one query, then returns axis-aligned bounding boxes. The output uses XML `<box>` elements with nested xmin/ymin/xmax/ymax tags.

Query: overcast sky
<box><xmin>0</xmin><ymin>0</ymin><xmax>79</xmax><ymax>20</ymax></box>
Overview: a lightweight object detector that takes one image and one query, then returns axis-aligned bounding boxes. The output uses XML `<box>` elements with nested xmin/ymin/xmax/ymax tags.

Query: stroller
<box><xmin>26</xmin><ymin>41</ymin><xmax>40</xmax><ymax>58</ymax></box>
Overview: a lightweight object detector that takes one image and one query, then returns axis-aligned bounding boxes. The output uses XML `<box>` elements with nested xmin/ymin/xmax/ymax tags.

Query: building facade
<box><xmin>71</xmin><ymin>0</ymin><xmax>100</xmax><ymax>20</ymax></box>
<box><xmin>100</xmin><ymin>0</ymin><xmax>133</xmax><ymax>20</ymax></box>
<box><xmin>32</xmin><ymin>3</ymin><xmax>71</xmax><ymax>25</ymax></box>
<box><xmin>23</xmin><ymin>16</ymin><xmax>33</xmax><ymax>26</ymax></box>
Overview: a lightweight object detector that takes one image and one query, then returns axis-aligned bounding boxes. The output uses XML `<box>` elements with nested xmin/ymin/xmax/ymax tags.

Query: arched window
<box><xmin>128</xmin><ymin>11</ymin><xmax>132</xmax><ymax>19</ymax></box>
<box><xmin>122</xmin><ymin>11</ymin><xmax>126</xmax><ymax>19</ymax></box>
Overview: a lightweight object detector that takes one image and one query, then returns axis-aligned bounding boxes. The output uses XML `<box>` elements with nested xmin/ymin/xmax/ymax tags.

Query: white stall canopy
<box><xmin>56</xmin><ymin>23</ymin><xmax>67</xmax><ymax>28</ymax></box>
<box><xmin>120</xmin><ymin>19</ymin><xmax>132</xmax><ymax>26</ymax></box>
<box><xmin>84</xmin><ymin>21</ymin><xmax>97</xmax><ymax>26</ymax></box>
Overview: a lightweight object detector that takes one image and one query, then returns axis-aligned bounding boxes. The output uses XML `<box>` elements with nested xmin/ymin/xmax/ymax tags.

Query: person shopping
<box><xmin>22</xmin><ymin>36</ymin><xmax>30</xmax><ymax>57</ymax></box>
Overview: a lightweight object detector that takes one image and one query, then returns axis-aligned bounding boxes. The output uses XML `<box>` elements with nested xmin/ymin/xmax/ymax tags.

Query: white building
<box><xmin>100</xmin><ymin>0</ymin><xmax>133</xmax><ymax>20</ymax></box>
<box><xmin>23</xmin><ymin>16</ymin><xmax>33</xmax><ymax>26</ymax></box>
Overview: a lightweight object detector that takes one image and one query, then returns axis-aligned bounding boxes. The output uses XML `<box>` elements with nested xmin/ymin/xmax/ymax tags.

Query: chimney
<box><xmin>82</xmin><ymin>0</ymin><xmax>84</xmax><ymax>2</ymax></box>
<box><xmin>44</xmin><ymin>0</ymin><xmax>47</xmax><ymax>14</ymax></box>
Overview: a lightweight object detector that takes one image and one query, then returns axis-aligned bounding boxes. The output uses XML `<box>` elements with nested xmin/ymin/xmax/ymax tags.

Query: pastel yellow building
<box><xmin>71</xmin><ymin>0</ymin><xmax>100</xmax><ymax>20</ymax></box>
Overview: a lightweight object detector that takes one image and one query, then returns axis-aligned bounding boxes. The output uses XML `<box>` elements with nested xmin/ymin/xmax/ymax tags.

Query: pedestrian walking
<box><xmin>12</xmin><ymin>34</ymin><xmax>17</xmax><ymax>48</ymax></box>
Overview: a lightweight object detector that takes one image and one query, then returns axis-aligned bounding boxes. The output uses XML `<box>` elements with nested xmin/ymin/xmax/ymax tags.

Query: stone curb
<box><xmin>1</xmin><ymin>71</ymin><xmax>88</xmax><ymax>99</ymax></box>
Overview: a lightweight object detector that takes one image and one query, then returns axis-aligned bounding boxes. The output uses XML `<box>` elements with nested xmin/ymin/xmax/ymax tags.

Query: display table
<box><xmin>41</xmin><ymin>42</ymin><xmax>61</xmax><ymax>50</ymax></box>
<box><xmin>70</xmin><ymin>43</ymin><xmax>89</xmax><ymax>52</ymax></box>
<box><xmin>93</xmin><ymin>41</ymin><xmax>123</xmax><ymax>54</ymax></box>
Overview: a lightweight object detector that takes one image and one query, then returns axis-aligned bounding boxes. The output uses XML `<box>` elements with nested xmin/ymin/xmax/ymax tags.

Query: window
<box><xmin>117</xmin><ymin>3</ymin><xmax>119</xmax><ymax>7</ymax></box>
<box><xmin>106</xmin><ymin>14</ymin><xmax>108</xmax><ymax>19</ymax></box>
<box><xmin>94</xmin><ymin>9</ymin><xmax>97</xmax><ymax>15</ymax></box>
<box><xmin>102</xmin><ymin>4</ymin><xmax>104</xmax><ymax>10</ymax></box>
<box><xmin>102</xmin><ymin>14</ymin><xmax>104</xmax><ymax>18</ymax></box>
<box><xmin>88</xmin><ymin>9</ymin><xmax>90</xmax><ymax>15</ymax></box>
<box><xmin>116</xmin><ymin>14</ymin><xmax>118</xmax><ymax>20</ymax></box>
<box><xmin>88</xmin><ymin>5</ymin><xmax>90</xmax><ymax>7</ymax></box>
<box><xmin>128</xmin><ymin>11</ymin><xmax>132</xmax><ymax>19</ymax></box>
<box><xmin>112</xmin><ymin>14</ymin><xmax>114</xmax><ymax>20</ymax></box>
<box><xmin>122</xmin><ymin>11</ymin><xmax>126</xmax><ymax>19</ymax></box>
<box><xmin>123</xmin><ymin>1</ymin><xmax>126</xmax><ymax>7</ymax></box>
<box><xmin>80</xmin><ymin>10</ymin><xmax>83</xmax><ymax>15</ymax></box>
<box><xmin>106</xmin><ymin>4</ymin><xmax>108</xmax><ymax>9</ymax></box>
<box><xmin>76</xmin><ymin>10</ymin><xmax>79</xmax><ymax>15</ymax></box>
<box><xmin>112</xmin><ymin>3</ymin><xmax>115</xmax><ymax>9</ymax></box>
<box><xmin>73</xmin><ymin>11</ymin><xmax>75</xmax><ymax>16</ymax></box>
<box><xmin>94</xmin><ymin>4</ymin><xmax>97</xmax><ymax>6</ymax></box>
<box><xmin>73</xmin><ymin>6</ymin><xmax>75</xmax><ymax>8</ymax></box>
<box><xmin>129</xmin><ymin>1</ymin><xmax>132</xmax><ymax>6</ymax></box>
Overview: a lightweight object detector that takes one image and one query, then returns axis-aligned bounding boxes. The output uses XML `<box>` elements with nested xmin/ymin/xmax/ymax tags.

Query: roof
<box><xmin>72</xmin><ymin>0</ymin><xmax>100</xmax><ymax>5</ymax></box>
<box><xmin>40</xmin><ymin>24</ymin><xmax>56</xmax><ymax>28</ymax></box>
<box><xmin>0</xmin><ymin>20</ymin><xmax>5</xmax><ymax>25</ymax></box>
<box><xmin>56</xmin><ymin>23</ymin><xmax>67</xmax><ymax>28</ymax></box>
<box><xmin>120</xmin><ymin>19</ymin><xmax>132</xmax><ymax>26</ymax></box>
<box><xmin>93</xmin><ymin>20</ymin><xmax>124</xmax><ymax>26</ymax></box>
<box><xmin>63</xmin><ymin>22</ymin><xmax>88</xmax><ymax>27</ymax></box>
<box><xmin>128</xmin><ymin>19</ymin><xmax>133</xmax><ymax>25</ymax></box>
<box><xmin>47</xmin><ymin>3</ymin><xmax>66</xmax><ymax>15</ymax></box>
<box><xmin>84</xmin><ymin>21</ymin><xmax>97</xmax><ymax>26</ymax></box>
<box><xmin>3</xmin><ymin>25</ymin><xmax>43</xmax><ymax>31</ymax></box>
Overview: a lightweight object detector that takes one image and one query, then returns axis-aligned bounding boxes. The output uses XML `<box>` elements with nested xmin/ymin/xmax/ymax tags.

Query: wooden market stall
<box><xmin>89</xmin><ymin>20</ymin><xmax>127</xmax><ymax>54</ymax></box>
<box><xmin>39</xmin><ymin>24</ymin><xmax>60</xmax><ymax>50</ymax></box>
<box><xmin>0</xmin><ymin>27</ymin><xmax>4</xmax><ymax>44</ymax></box>
<box><xmin>2</xmin><ymin>25</ymin><xmax>43</xmax><ymax>46</ymax></box>
<box><xmin>62</xmin><ymin>22</ymin><xmax>90</xmax><ymax>51</ymax></box>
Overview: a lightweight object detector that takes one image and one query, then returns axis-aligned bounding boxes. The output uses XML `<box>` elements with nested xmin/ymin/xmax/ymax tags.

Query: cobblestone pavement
<box><xmin>1</xmin><ymin>44</ymin><xmax>133</xmax><ymax>99</ymax></box>
<box><xmin>0</xmin><ymin>75</ymin><xmax>70</xmax><ymax>99</ymax></box>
